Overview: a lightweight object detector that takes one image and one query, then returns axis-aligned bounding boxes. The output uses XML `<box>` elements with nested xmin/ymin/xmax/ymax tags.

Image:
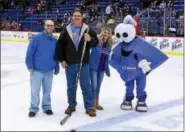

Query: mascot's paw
<box><xmin>138</xmin><ymin>59</ymin><xmax>151</xmax><ymax>74</ymax></box>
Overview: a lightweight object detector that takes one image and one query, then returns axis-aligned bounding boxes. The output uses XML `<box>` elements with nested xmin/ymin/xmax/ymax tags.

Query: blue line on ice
<box><xmin>75</xmin><ymin>98</ymin><xmax>183</xmax><ymax>131</ymax></box>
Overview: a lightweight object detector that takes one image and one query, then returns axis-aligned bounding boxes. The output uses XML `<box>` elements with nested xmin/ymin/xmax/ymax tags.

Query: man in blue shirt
<box><xmin>25</xmin><ymin>20</ymin><xmax>59</xmax><ymax>117</ymax></box>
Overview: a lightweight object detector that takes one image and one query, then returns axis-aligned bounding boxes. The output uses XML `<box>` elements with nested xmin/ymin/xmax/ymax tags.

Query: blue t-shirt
<box><xmin>71</xmin><ymin>25</ymin><xmax>81</xmax><ymax>50</ymax></box>
<box><xmin>98</xmin><ymin>43</ymin><xmax>109</xmax><ymax>71</ymax></box>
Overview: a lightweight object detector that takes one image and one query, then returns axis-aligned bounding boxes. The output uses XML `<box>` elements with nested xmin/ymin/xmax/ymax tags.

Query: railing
<box><xmin>104</xmin><ymin>5</ymin><xmax>184</xmax><ymax>37</ymax></box>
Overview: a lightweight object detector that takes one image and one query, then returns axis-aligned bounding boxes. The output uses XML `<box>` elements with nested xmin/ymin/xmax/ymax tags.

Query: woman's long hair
<box><xmin>98</xmin><ymin>27</ymin><xmax>113</xmax><ymax>48</ymax></box>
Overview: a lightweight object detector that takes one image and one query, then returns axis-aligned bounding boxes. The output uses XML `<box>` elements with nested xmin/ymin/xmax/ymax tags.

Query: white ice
<box><xmin>1</xmin><ymin>42</ymin><xmax>183</xmax><ymax>131</ymax></box>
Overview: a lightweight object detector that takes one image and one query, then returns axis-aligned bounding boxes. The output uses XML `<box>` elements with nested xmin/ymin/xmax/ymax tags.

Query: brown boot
<box><xmin>96</xmin><ymin>98</ymin><xmax>103</xmax><ymax>110</ymax></box>
<box><xmin>86</xmin><ymin>108</ymin><xmax>96</xmax><ymax>117</ymax></box>
<box><xmin>65</xmin><ymin>106</ymin><xmax>76</xmax><ymax>114</ymax></box>
<box><xmin>93</xmin><ymin>99</ymin><xmax>96</xmax><ymax>112</ymax></box>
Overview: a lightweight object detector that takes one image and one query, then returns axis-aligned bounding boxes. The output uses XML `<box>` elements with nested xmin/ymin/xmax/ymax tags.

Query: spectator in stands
<box><xmin>36</xmin><ymin>2</ymin><xmax>41</xmax><ymax>14</ymax></box>
<box><xmin>55</xmin><ymin>19</ymin><xmax>64</xmax><ymax>32</ymax></box>
<box><xmin>11</xmin><ymin>20</ymin><xmax>17</xmax><ymax>30</ymax></box>
<box><xmin>64</xmin><ymin>11</ymin><xmax>71</xmax><ymax>23</ymax></box>
<box><xmin>105</xmin><ymin>4</ymin><xmax>112</xmax><ymax>22</ymax></box>
<box><xmin>107</xmin><ymin>15</ymin><xmax>115</xmax><ymax>25</ymax></box>
<box><xmin>118</xmin><ymin>0</ymin><xmax>124</xmax><ymax>8</ymax></box>
<box><xmin>55</xmin><ymin>9</ymin><xmax>98</xmax><ymax>117</ymax></box>
<box><xmin>150</xmin><ymin>0</ymin><xmax>157</xmax><ymax>7</ymax></box>
<box><xmin>10</xmin><ymin>0</ymin><xmax>15</xmax><ymax>8</ymax></box>
<box><xmin>37</xmin><ymin>20</ymin><xmax>42</xmax><ymax>25</ymax></box>
<box><xmin>3</xmin><ymin>19</ymin><xmax>11</xmax><ymax>31</ymax></box>
<box><xmin>167</xmin><ymin>0</ymin><xmax>173</xmax><ymax>8</ymax></box>
<box><xmin>41</xmin><ymin>0</ymin><xmax>47</xmax><ymax>11</ymax></box>
<box><xmin>25</xmin><ymin>20</ymin><xmax>59</xmax><ymax>117</ymax></box>
<box><xmin>177</xmin><ymin>13</ymin><xmax>184</xmax><ymax>36</ymax></box>
<box><xmin>159</xmin><ymin>1</ymin><xmax>166</xmax><ymax>9</ymax></box>
<box><xmin>123</xmin><ymin>4</ymin><xmax>129</xmax><ymax>16</ymax></box>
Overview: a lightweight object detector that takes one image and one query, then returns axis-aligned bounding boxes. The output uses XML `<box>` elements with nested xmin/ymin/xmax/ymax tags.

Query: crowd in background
<box><xmin>0</xmin><ymin>0</ymin><xmax>29</xmax><ymax>12</ymax></box>
<box><xmin>1</xmin><ymin>19</ymin><xmax>22</xmax><ymax>31</ymax></box>
<box><xmin>0</xmin><ymin>0</ymin><xmax>184</xmax><ymax>36</ymax></box>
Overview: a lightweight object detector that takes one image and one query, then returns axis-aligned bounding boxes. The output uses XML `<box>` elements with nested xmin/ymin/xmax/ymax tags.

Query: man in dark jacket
<box><xmin>55</xmin><ymin>9</ymin><xmax>98</xmax><ymax>117</ymax></box>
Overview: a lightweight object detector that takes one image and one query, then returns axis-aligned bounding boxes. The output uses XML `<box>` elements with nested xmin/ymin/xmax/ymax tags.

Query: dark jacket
<box><xmin>55</xmin><ymin>23</ymin><xmax>98</xmax><ymax>65</ymax></box>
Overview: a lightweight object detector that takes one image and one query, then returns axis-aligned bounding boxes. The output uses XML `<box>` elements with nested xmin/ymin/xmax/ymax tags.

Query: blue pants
<box><xmin>125</xmin><ymin>75</ymin><xmax>147</xmax><ymax>102</ymax></box>
<box><xmin>90</xmin><ymin>70</ymin><xmax>104</xmax><ymax>100</ymax></box>
<box><xmin>29</xmin><ymin>70</ymin><xmax>53</xmax><ymax>112</ymax></box>
<box><xmin>65</xmin><ymin>64</ymin><xmax>93</xmax><ymax>109</ymax></box>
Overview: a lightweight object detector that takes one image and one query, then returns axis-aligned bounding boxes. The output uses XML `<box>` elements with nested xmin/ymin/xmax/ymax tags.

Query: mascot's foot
<box><xmin>120</xmin><ymin>101</ymin><xmax>132</xmax><ymax>110</ymax></box>
<box><xmin>135</xmin><ymin>102</ymin><xmax>148</xmax><ymax>112</ymax></box>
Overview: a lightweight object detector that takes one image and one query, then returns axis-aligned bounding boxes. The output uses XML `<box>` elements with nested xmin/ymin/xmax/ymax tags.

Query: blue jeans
<box><xmin>90</xmin><ymin>70</ymin><xmax>104</xmax><ymax>100</ymax></box>
<box><xmin>125</xmin><ymin>75</ymin><xmax>147</xmax><ymax>102</ymax></box>
<box><xmin>65</xmin><ymin>64</ymin><xmax>93</xmax><ymax>109</ymax></box>
<box><xmin>29</xmin><ymin>70</ymin><xmax>53</xmax><ymax>112</ymax></box>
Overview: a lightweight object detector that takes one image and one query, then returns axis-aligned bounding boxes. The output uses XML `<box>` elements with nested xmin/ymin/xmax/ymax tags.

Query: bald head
<box><xmin>44</xmin><ymin>20</ymin><xmax>55</xmax><ymax>34</ymax></box>
<box><xmin>44</xmin><ymin>20</ymin><xmax>54</xmax><ymax>26</ymax></box>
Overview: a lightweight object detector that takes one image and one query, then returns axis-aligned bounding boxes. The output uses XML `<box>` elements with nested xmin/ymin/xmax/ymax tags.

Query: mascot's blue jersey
<box><xmin>109</xmin><ymin>36</ymin><xmax>168</xmax><ymax>82</ymax></box>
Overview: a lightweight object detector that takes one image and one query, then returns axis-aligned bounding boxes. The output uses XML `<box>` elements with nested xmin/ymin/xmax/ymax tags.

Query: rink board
<box><xmin>1</xmin><ymin>31</ymin><xmax>184</xmax><ymax>56</ymax></box>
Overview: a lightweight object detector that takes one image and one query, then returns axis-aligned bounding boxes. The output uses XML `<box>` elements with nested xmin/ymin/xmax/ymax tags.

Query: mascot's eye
<box><xmin>122</xmin><ymin>32</ymin><xmax>128</xmax><ymax>37</ymax></box>
<box><xmin>116</xmin><ymin>33</ymin><xmax>120</xmax><ymax>38</ymax></box>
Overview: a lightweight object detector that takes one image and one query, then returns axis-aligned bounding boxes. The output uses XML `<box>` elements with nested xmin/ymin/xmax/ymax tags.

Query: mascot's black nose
<box><xmin>116</xmin><ymin>33</ymin><xmax>120</xmax><ymax>38</ymax></box>
<box><xmin>123</xmin><ymin>32</ymin><xmax>128</xmax><ymax>37</ymax></box>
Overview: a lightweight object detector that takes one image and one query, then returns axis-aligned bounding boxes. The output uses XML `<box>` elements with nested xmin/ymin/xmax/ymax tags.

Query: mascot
<box><xmin>109</xmin><ymin>23</ymin><xmax>168</xmax><ymax>112</ymax></box>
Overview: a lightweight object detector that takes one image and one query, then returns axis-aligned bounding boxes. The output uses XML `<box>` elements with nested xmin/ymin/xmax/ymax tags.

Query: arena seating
<box><xmin>1</xmin><ymin>0</ymin><xmax>184</xmax><ymax>35</ymax></box>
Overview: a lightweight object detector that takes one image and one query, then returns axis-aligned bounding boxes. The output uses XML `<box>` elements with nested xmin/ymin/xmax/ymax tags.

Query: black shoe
<box><xmin>29</xmin><ymin>112</ymin><xmax>36</xmax><ymax>117</ymax></box>
<box><xmin>44</xmin><ymin>110</ymin><xmax>53</xmax><ymax>115</ymax></box>
<box><xmin>135</xmin><ymin>102</ymin><xmax>148</xmax><ymax>112</ymax></box>
<box><xmin>120</xmin><ymin>100</ymin><xmax>132</xmax><ymax>110</ymax></box>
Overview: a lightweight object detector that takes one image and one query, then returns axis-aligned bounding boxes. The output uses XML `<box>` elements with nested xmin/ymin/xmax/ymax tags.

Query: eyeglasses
<box><xmin>73</xmin><ymin>15</ymin><xmax>82</xmax><ymax>17</ymax></box>
<box><xmin>46</xmin><ymin>24</ymin><xmax>54</xmax><ymax>27</ymax></box>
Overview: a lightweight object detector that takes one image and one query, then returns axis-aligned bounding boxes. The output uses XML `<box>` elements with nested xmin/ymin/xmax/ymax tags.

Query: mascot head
<box><xmin>114</xmin><ymin>23</ymin><xmax>136</xmax><ymax>43</ymax></box>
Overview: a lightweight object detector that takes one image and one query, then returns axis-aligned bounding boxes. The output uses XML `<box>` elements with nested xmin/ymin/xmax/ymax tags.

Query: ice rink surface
<box><xmin>1</xmin><ymin>42</ymin><xmax>183</xmax><ymax>131</ymax></box>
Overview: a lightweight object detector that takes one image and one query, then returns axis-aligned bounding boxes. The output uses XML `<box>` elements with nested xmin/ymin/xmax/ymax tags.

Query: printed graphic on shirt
<box><xmin>71</xmin><ymin>25</ymin><xmax>81</xmax><ymax>49</ymax></box>
<box><xmin>102</xmin><ymin>46</ymin><xmax>109</xmax><ymax>55</ymax></box>
<box><xmin>102</xmin><ymin>47</ymin><xmax>109</xmax><ymax>55</ymax></box>
<box><xmin>72</xmin><ymin>32</ymin><xmax>80</xmax><ymax>48</ymax></box>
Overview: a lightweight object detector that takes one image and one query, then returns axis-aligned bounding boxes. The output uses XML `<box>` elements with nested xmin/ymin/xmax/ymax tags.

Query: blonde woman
<box><xmin>90</xmin><ymin>27</ymin><xmax>113</xmax><ymax>110</ymax></box>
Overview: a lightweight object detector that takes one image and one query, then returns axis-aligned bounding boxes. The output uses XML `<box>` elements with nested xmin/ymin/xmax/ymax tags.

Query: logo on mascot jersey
<box><xmin>123</xmin><ymin>66</ymin><xmax>136</xmax><ymax>70</ymax></box>
<box><xmin>172</xmin><ymin>39</ymin><xmax>182</xmax><ymax>51</ymax></box>
<box><xmin>150</xmin><ymin>38</ymin><xmax>158</xmax><ymax>47</ymax></box>
<box><xmin>160</xmin><ymin>39</ymin><xmax>169</xmax><ymax>50</ymax></box>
